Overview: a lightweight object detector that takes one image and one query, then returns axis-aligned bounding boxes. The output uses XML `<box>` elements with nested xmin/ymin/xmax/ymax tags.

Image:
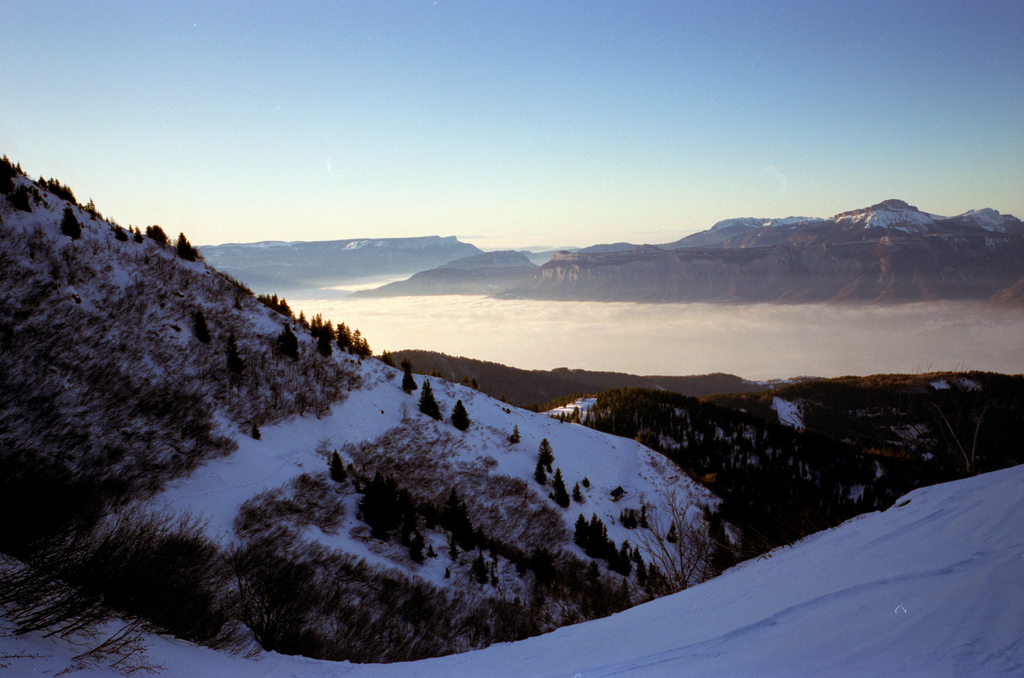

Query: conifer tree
<box><xmin>574</xmin><ymin>514</ymin><xmax>588</xmax><ymax>547</ymax></box>
<box><xmin>508</xmin><ymin>425</ymin><xmax>521</xmax><ymax>444</ymax></box>
<box><xmin>226</xmin><ymin>333</ymin><xmax>245</xmax><ymax>375</ymax></box>
<box><xmin>145</xmin><ymin>224</ymin><xmax>167</xmax><ymax>245</ymax></box>
<box><xmin>552</xmin><ymin>468</ymin><xmax>570</xmax><ymax>508</ymax></box>
<box><xmin>441</xmin><ymin>488</ymin><xmax>474</xmax><ymax>548</ymax></box>
<box><xmin>533</xmin><ymin>458</ymin><xmax>547</xmax><ymax>485</ymax></box>
<box><xmin>276</xmin><ymin>324</ymin><xmax>299</xmax><ymax>360</ymax></box>
<box><xmin>10</xmin><ymin>185</ymin><xmax>31</xmax><ymax>212</ymax></box>
<box><xmin>193</xmin><ymin>310</ymin><xmax>210</xmax><ymax>344</ymax></box>
<box><xmin>176</xmin><ymin>233</ymin><xmax>197</xmax><ymax>261</ymax></box>
<box><xmin>401</xmin><ymin>359</ymin><xmax>417</xmax><ymax>393</ymax></box>
<box><xmin>336</xmin><ymin>322</ymin><xmax>352</xmax><ymax>350</ymax></box>
<box><xmin>316</xmin><ymin>328</ymin><xmax>333</xmax><ymax>357</ymax></box>
<box><xmin>450</xmin><ymin>399</ymin><xmax>470</xmax><ymax>431</ymax></box>
<box><xmin>60</xmin><ymin>207</ymin><xmax>81</xmax><ymax>239</ymax></box>
<box><xmin>572</xmin><ymin>482</ymin><xmax>584</xmax><ymax>503</ymax></box>
<box><xmin>418</xmin><ymin>380</ymin><xmax>441</xmax><ymax>420</ymax></box>
<box><xmin>251</xmin><ymin>423</ymin><xmax>260</xmax><ymax>440</ymax></box>
<box><xmin>409</xmin><ymin>531</ymin><xmax>425</xmax><ymax>563</ymax></box>
<box><xmin>538</xmin><ymin>438</ymin><xmax>554</xmax><ymax>472</ymax></box>
<box><xmin>472</xmin><ymin>551</ymin><xmax>488</xmax><ymax>585</ymax></box>
<box><xmin>359</xmin><ymin>472</ymin><xmax>405</xmax><ymax>539</ymax></box>
<box><xmin>329</xmin><ymin>451</ymin><xmax>346</xmax><ymax>483</ymax></box>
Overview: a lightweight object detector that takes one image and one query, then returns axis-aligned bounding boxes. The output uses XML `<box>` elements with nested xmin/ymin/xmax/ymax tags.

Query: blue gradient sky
<box><xmin>2</xmin><ymin>1</ymin><xmax>1022</xmax><ymax>248</ymax></box>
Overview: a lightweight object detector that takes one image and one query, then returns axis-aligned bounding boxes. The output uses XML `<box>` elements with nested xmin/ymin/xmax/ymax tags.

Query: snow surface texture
<box><xmin>5</xmin><ymin>464</ymin><xmax>1022</xmax><ymax>677</ymax></box>
<box><xmin>772</xmin><ymin>396</ymin><xmax>805</xmax><ymax>429</ymax></box>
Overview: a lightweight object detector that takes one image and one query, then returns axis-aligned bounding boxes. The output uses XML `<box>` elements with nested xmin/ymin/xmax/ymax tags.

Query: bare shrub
<box><xmin>234</xmin><ymin>473</ymin><xmax>345</xmax><ymax>539</ymax></box>
<box><xmin>632</xmin><ymin>489</ymin><xmax>716</xmax><ymax>593</ymax></box>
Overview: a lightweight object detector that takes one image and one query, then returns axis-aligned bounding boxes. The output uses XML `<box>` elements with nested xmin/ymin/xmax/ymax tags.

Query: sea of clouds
<box><xmin>287</xmin><ymin>295</ymin><xmax>1024</xmax><ymax>381</ymax></box>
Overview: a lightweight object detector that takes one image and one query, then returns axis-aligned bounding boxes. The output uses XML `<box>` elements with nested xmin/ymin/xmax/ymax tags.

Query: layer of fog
<box><xmin>289</xmin><ymin>295</ymin><xmax>1024</xmax><ymax>381</ymax></box>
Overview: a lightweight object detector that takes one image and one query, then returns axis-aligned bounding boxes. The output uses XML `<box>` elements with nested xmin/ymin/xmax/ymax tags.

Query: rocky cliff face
<box><xmin>509</xmin><ymin>202</ymin><xmax>1024</xmax><ymax>303</ymax></box>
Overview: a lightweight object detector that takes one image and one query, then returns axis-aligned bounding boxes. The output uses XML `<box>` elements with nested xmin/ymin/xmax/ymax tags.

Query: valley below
<box><xmin>289</xmin><ymin>294</ymin><xmax>1024</xmax><ymax>381</ymax></box>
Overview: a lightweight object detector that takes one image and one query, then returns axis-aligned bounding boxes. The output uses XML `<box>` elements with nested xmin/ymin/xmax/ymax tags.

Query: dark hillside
<box><xmin>707</xmin><ymin>372</ymin><xmax>1024</xmax><ymax>477</ymax></box>
<box><xmin>575</xmin><ymin>388</ymin><xmax>907</xmax><ymax>553</ymax></box>
<box><xmin>392</xmin><ymin>350</ymin><xmax>768</xmax><ymax>407</ymax></box>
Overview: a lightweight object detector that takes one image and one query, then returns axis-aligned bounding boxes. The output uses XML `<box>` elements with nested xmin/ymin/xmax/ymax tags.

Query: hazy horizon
<box><xmin>3</xmin><ymin>2</ymin><xmax>1022</xmax><ymax>248</ymax></box>
<box><xmin>285</xmin><ymin>295</ymin><xmax>1024</xmax><ymax>381</ymax></box>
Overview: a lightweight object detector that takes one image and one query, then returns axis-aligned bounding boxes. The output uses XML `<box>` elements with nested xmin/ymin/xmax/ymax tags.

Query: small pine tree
<box><xmin>574</xmin><ymin>514</ymin><xmax>588</xmax><ymax>547</ymax></box>
<box><xmin>251</xmin><ymin>423</ymin><xmax>260</xmax><ymax>440</ymax></box>
<box><xmin>336</xmin><ymin>322</ymin><xmax>352</xmax><ymax>350</ymax></box>
<box><xmin>450</xmin><ymin>399</ymin><xmax>470</xmax><ymax>431</ymax></box>
<box><xmin>472</xmin><ymin>551</ymin><xmax>488</xmax><ymax>585</ymax></box>
<box><xmin>533</xmin><ymin>458</ymin><xmax>547</xmax><ymax>485</ymax></box>
<box><xmin>329</xmin><ymin>451</ymin><xmax>346</xmax><ymax>483</ymax></box>
<box><xmin>528</xmin><ymin>547</ymin><xmax>555</xmax><ymax>585</ymax></box>
<box><xmin>409</xmin><ymin>531</ymin><xmax>425</xmax><ymax>563</ymax></box>
<box><xmin>316</xmin><ymin>329</ymin><xmax>333</xmax><ymax>357</ymax></box>
<box><xmin>276</xmin><ymin>324</ymin><xmax>299</xmax><ymax>360</ymax></box>
<box><xmin>176</xmin><ymin>233</ymin><xmax>197</xmax><ymax>261</ymax></box>
<box><xmin>225</xmin><ymin>333</ymin><xmax>245</xmax><ymax>375</ymax></box>
<box><xmin>193</xmin><ymin>310</ymin><xmax>210</xmax><ymax>344</ymax></box>
<box><xmin>572</xmin><ymin>482</ymin><xmax>584</xmax><ymax>503</ymax></box>
<box><xmin>538</xmin><ymin>438</ymin><xmax>554</xmax><ymax>472</ymax></box>
<box><xmin>552</xmin><ymin>468</ymin><xmax>570</xmax><ymax>508</ymax></box>
<box><xmin>666</xmin><ymin>521</ymin><xmax>678</xmax><ymax>544</ymax></box>
<box><xmin>418</xmin><ymin>380</ymin><xmax>441</xmax><ymax>420</ymax></box>
<box><xmin>145</xmin><ymin>224</ymin><xmax>167</xmax><ymax>245</ymax></box>
<box><xmin>10</xmin><ymin>185</ymin><xmax>31</xmax><ymax>212</ymax></box>
<box><xmin>508</xmin><ymin>425</ymin><xmax>521</xmax><ymax>444</ymax></box>
<box><xmin>60</xmin><ymin>207</ymin><xmax>81</xmax><ymax>239</ymax></box>
<box><xmin>401</xmin><ymin>359</ymin><xmax>417</xmax><ymax>393</ymax></box>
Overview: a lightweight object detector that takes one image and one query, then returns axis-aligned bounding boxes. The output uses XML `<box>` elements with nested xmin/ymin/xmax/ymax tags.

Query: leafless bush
<box><xmin>234</xmin><ymin>473</ymin><xmax>346</xmax><ymax>539</ymax></box>
<box><xmin>63</xmin><ymin>620</ymin><xmax>162</xmax><ymax>676</ymax></box>
<box><xmin>632</xmin><ymin>489</ymin><xmax>716</xmax><ymax>593</ymax></box>
<box><xmin>345</xmin><ymin>424</ymin><xmax>568</xmax><ymax>551</ymax></box>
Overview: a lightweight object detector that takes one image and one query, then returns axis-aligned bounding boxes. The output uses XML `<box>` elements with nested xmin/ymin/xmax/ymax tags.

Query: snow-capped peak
<box><xmin>832</xmin><ymin>199</ymin><xmax>941</xmax><ymax>233</ymax></box>
<box><xmin>954</xmin><ymin>208</ymin><xmax>1018</xmax><ymax>233</ymax></box>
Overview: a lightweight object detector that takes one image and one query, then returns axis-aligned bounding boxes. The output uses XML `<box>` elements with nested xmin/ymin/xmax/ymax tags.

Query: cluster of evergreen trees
<box><xmin>581</xmin><ymin>388</ymin><xmax>898</xmax><ymax>552</ymax></box>
<box><xmin>0</xmin><ymin>155</ymin><xmax>19</xmax><ymax>195</ymax></box>
<box><xmin>256</xmin><ymin>293</ymin><xmax>292</xmax><ymax>317</ymax></box>
<box><xmin>573</xmin><ymin>513</ymin><xmax>634</xmax><ymax>576</ymax></box>
<box><xmin>532</xmin><ymin>439</ymin><xmax>573</xmax><ymax>508</ymax></box>
<box><xmin>412</xmin><ymin>376</ymin><xmax>472</xmax><ymax>431</ymax></box>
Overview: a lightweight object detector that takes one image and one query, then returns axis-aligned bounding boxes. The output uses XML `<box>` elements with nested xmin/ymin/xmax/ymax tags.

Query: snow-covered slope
<box><xmin>152</xmin><ymin>368</ymin><xmax>710</xmax><ymax>584</ymax></box>
<box><xmin>5</xmin><ymin>462</ymin><xmax>1021</xmax><ymax>677</ymax></box>
<box><xmin>0</xmin><ymin>166</ymin><xmax>724</xmax><ymax>663</ymax></box>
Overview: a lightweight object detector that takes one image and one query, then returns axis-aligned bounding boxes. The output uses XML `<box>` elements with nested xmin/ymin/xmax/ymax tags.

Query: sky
<box><xmin>2</xmin><ymin>1</ymin><xmax>1022</xmax><ymax>249</ymax></box>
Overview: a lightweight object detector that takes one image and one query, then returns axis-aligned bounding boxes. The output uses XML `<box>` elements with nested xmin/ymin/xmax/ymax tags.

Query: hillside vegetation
<box><xmin>0</xmin><ymin>156</ymin><xmax>724</xmax><ymax>667</ymax></box>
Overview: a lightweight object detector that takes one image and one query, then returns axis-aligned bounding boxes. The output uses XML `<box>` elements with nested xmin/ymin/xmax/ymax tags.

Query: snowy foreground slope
<box><xmin>5</xmin><ymin>463</ymin><xmax>1022</xmax><ymax>677</ymax></box>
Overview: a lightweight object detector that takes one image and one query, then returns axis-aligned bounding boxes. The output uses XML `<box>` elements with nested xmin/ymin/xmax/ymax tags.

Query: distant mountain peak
<box><xmin>833</xmin><ymin>199</ymin><xmax>941</xmax><ymax>233</ymax></box>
